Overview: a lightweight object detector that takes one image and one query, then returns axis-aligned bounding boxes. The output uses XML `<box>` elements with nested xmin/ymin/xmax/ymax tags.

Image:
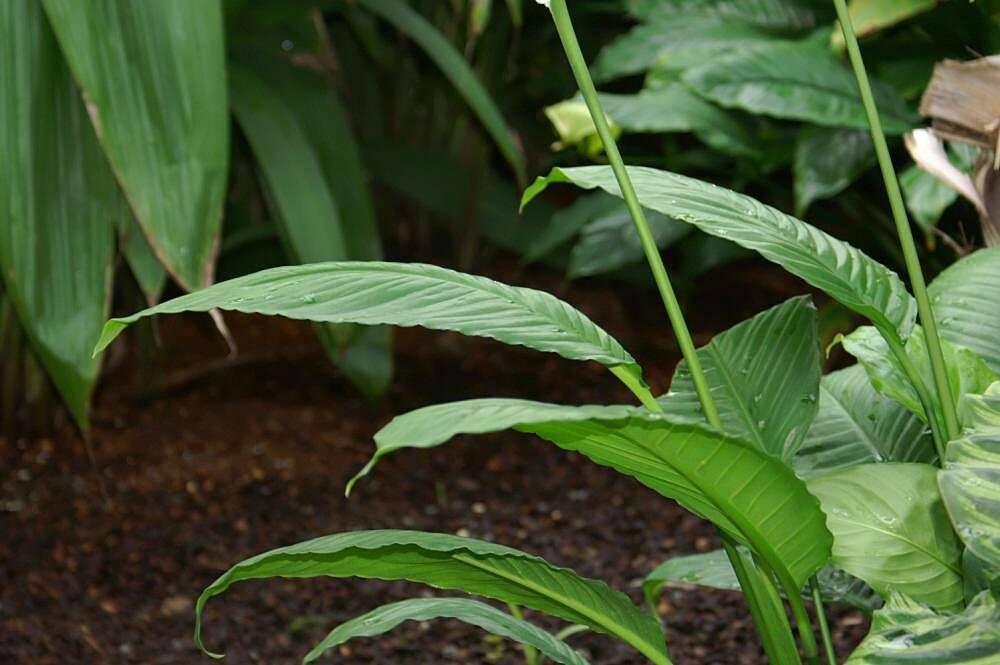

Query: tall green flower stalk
<box><xmin>540</xmin><ymin>1</ymin><xmax>825</xmax><ymax>663</ymax></box>
<box><xmin>833</xmin><ymin>0</ymin><xmax>960</xmax><ymax>448</ymax></box>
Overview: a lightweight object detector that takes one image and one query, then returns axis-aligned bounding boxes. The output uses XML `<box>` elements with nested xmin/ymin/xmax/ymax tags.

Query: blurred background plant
<box><xmin>2</xmin><ymin>0</ymin><xmax>997</xmax><ymax>438</ymax></box>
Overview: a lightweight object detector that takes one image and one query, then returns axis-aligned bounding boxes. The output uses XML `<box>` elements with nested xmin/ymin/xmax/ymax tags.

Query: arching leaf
<box><xmin>303</xmin><ymin>598</ymin><xmax>589</xmax><ymax>665</ymax></box>
<box><xmin>195</xmin><ymin>530</ymin><xmax>668</xmax><ymax>663</ymax></box>
<box><xmin>523</xmin><ymin>166</ymin><xmax>917</xmax><ymax>339</ymax></box>
<box><xmin>41</xmin><ymin>0</ymin><xmax>229</xmax><ymax>290</ymax></box>
<box><xmin>929</xmin><ymin>247</ymin><xmax>1000</xmax><ymax>374</ymax></box>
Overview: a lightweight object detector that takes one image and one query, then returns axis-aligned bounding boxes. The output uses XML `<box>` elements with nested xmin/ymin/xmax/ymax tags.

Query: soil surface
<box><xmin>1</xmin><ymin>258</ymin><xmax>868</xmax><ymax>664</ymax></box>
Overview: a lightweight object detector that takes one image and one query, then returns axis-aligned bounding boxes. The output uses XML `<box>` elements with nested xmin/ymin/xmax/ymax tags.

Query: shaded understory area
<box><xmin>1</xmin><ymin>260</ymin><xmax>868</xmax><ymax>664</ymax></box>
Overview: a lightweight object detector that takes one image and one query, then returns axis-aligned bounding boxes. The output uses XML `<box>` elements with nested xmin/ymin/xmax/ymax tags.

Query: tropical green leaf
<box><xmin>194</xmin><ymin>530</ymin><xmax>668</xmax><ymax>663</ymax></box>
<box><xmin>938</xmin><ymin>385</ymin><xmax>1000</xmax><ymax>573</ymax></box>
<box><xmin>659</xmin><ymin>296</ymin><xmax>821</xmax><ymax>461</ymax></box>
<box><xmin>351</xmin><ymin>398</ymin><xmax>832</xmax><ymax>590</ymax></box>
<box><xmin>900</xmin><ymin>166</ymin><xmax>959</xmax><ymax>232</ymax></box>
<box><xmin>522</xmin><ymin>165</ymin><xmax>917</xmax><ymax>339</ymax></box>
<box><xmin>683</xmin><ymin>41</ymin><xmax>919</xmax><ymax>134</ymax></box>
<box><xmin>0</xmin><ymin>0</ymin><xmax>120</xmax><ymax>428</ymax></box>
<box><xmin>809</xmin><ymin>463</ymin><xmax>965</xmax><ymax>612</ymax></box>
<box><xmin>643</xmin><ymin>549</ymin><xmax>882</xmax><ymax>613</ymax></box>
<box><xmin>796</xmin><ymin>365</ymin><xmax>934</xmax><ymax>479</ymax></box>
<box><xmin>41</xmin><ymin>0</ymin><xmax>229</xmax><ymax>290</ymax></box>
<box><xmin>846</xmin><ymin>591</ymin><xmax>1000</xmax><ymax>664</ymax></box>
<box><xmin>303</xmin><ymin>597</ymin><xmax>589</xmax><ymax>665</ymax></box>
<box><xmin>627</xmin><ymin>0</ymin><xmax>831</xmax><ymax>30</ymax></box>
<box><xmin>842</xmin><ymin>325</ymin><xmax>998</xmax><ymax>429</ymax></box>
<box><xmin>522</xmin><ymin>193</ymin><xmax>623</xmax><ymax>264</ymax></box>
<box><xmin>794</xmin><ymin>127</ymin><xmax>875</xmax><ymax>215</ymax></box>
<box><xmin>592</xmin><ymin>14</ymin><xmax>788</xmax><ymax>83</ymax></box>
<box><xmin>929</xmin><ymin>247</ymin><xmax>1000</xmax><ymax>374</ymax></box>
<box><xmin>831</xmin><ymin>0</ymin><xmax>937</xmax><ymax>49</ymax></box>
<box><xmin>356</xmin><ymin>0</ymin><xmax>525</xmax><ymax>185</ymax></box>
<box><xmin>229</xmin><ymin>54</ymin><xmax>391</xmax><ymax>398</ymax></box>
<box><xmin>94</xmin><ymin>262</ymin><xmax>644</xmax><ymax>387</ymax></box>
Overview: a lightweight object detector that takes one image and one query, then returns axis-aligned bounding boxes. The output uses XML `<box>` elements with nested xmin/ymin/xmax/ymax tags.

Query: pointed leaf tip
<box><xmin>93</xmin><ymin>320</ymin><xmax>129</xmax><ymax>357</ymax></box>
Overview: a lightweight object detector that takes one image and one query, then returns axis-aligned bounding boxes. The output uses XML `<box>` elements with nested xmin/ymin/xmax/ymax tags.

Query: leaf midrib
<box><xmin>833</xmin><ymin>516</ymin><xmax>962</xmax><ymax>577</ymax></box>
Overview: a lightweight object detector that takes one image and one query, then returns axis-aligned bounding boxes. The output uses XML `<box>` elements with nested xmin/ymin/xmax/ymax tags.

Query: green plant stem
<box><xmin>507</xmin><ymin>604</ymin><xmax>539</xmax><ymax>665</ymax></box>
<box><xmin>833</xmin><ymin>0</ymin><xmax>959</xmax><ymax>444</ymax></box>
<box><xmin>810</xmin><ymin>577</ymin><xmax>837</xmax><ymax>665</ymax></box>
<box><xmin>786</xmin><ymin>589</ymin><xmax>821</xmax><ymax>665</ymax></box>
<box><xmin>547</xmin><ymin>0</ymin><xmax>720</xmax><ymax>430</ymax></box>
<box><xmin>879</xmin><ymin>326</ymin><xmax>947</xmax><ymax>461</ymax></box>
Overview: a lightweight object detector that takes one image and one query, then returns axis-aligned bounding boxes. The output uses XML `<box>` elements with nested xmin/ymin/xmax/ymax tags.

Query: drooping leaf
<box><xmin>938</xmin><ymin>384</ymin><xmax>1000</xmax><ymax>572</ymax></box>
<box><xmin>809</xmin><ymin>463</ymin><xmax>965</xmax><ymax>612</ymax></box>
<box><xmin>523</xmin><ymin>166</ymin><xmax>917</xmax><ymax>339</ymax></box>
<box><xmin>592</xmin><ymin>14</ymin><xmax>788</xmax><ymax>83</ymax></box>
<box><xmin>842</xmin><ymin>325</ymin><xmax>998</xmax><ymax>429</ymax></box>
<box><xmin>683</xmin><ymin>41</ymin><xmax>919</xmax><ymax>134</ymax></box>
<box><xmin>0</xmin><ymin>0</ymin><xmax>120</xmax><ymax>428</ymax></box>
<box><xmin>659</xmin><ymin>296</ymin><xmax>821</xmax><ymax>461</ymax></box>
<box><xmin>229</xmin><ymin>54</ymin><xmax>391</xmax><ymax>398</ymax></box>
<box><xmin>303</xmin><ymin>597</ymin><xmax>589</xmax><ymax>665</ymax></box>
<box><xmin>830</xmin><ymin>0</ymin><xmax>937</xmax><ymax>49</ymax></box>
<box><xmin>929</xmin><ymin>247</ymin><xmax>1000</xmax><ymax>374</ymax></box>
<box><xmin>352</xmin><ymin>398</ymin><xmax>832</xmax><ymax>590</ymax></box>
<box><xmin>846</xmin><ymin>591</ymin><xmax>1000</xmax><ymax>664</ymax></box>
<box><xmin>41</xmin><ymin>0</ymin><xmax>229</xmax><ymax>290</ymax></box>
<box><xmin>794</xmin><ymin>127</ymin><xmax>875</xmax><ymax>215</ymax></box>
<box><xmin>643</xmin><ymin>548</ymin><xmax>882</xmax><ymax>613</ymax></box>
<box><xmin>355</xmin><ymin>0</ymin><xmax>525</xmax><ymax>185</ymax></box>
<box><xmin>94</xmin><ymin>262</ymin><xmax>644</xmax><ymax>387</ymax></box>
<box><xmin>627</xmin><ymin>0</ymin><xmax>832</xmax><ymax>30</ymax></box>
<box><xmin>195</xmin><ymin>530</ymin><xmax>668</xmax><ymax>663</ymax></box>
<box><xmin>795</xmin><ymin>365</ymin><xmax>935</xmax><ymax>479</ymax></box>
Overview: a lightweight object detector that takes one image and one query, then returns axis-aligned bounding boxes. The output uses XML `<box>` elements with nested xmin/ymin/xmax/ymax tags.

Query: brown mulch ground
<box><xmin>0</xmin><ymin>258</ymin><xmax>868</xmax><ymax>664</ymax></box>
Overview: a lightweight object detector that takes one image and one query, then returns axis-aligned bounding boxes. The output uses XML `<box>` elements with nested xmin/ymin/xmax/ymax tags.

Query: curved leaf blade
<box><xmin>94</xmin><ymin>262</ymin><xmax>643</xmax><ymax>385</ymax></box>
<box><xmin>303</xmin><ymin>597</ymin><xmax>589</xmax><ymax>665</ymax></box>
<box><xmin>929</xmin><ymin>247</ymin><xmax>1000</xmax><ymax>374</ymax></box>
<box><xmin>659</xmin><ymin>296</ymin><xmax>821</xmax><ymax>461</ymax></box>
<box><xmin>795</xmin><ymin>364</ymin><xmax>935</xmax><ymax>479</ymax></box>
<box><xmin>41</xmin><ymin>0</ymin><xmax>229</xmax><ymax>290</ymax></box>
<box><xmin>523</xmin><ymin>165</ymin><xmax>917</xmax><ymax>339</ymax></box>
<box><xmin>0</xmin><ymin>0</ymin><xmax>119</xmax><ymax>428</ymax></box>
<box><xmin>356</xmin><ymin>398</ymin><xmax>832</xmax><ymax>590</ymax></box>
<box><xmin>356</xmin><ymin>0</ymin><xmax>525</xmax><ymax>185</ymax></box>
<box><xmin>195</xmin><ymin>530</ymin><xmax>668</xmax><ymax>663</ymax></box>
<box><xmin>809</xmin><ymin>463</ymin><xmax>964</xmax><ymax>612</ymax></box>
<box><xmin>793</xmin><ymin>127</ymin><xmax>875</xmax><ymax>215</ymax></box>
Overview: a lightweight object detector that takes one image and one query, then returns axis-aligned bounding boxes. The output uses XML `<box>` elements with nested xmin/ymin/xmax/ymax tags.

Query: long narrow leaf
<box><xmin>0</xmin><ymin>0</ymin><xmax>119</xmax><ymax>428</ymax></box>
<box><xmin>356</xmin><ymin>0</ymin><xmax>525</xmax><ymax>185</ymax></box>
<box><xmin>41</xmin><ymin>0</ymin><xmax>229</xmax><ymax>290</ymax></box>
<box><xmin>195</xmin><ymin>530</ymin><xmax>669</xmax><ymax>663</ymax></box>
<box><xmin>303</xmin><ymin>598</ymin><xmax>589</xmax><ymax>665</ymax></box>
<box><xmin>523</xmin><ymin>165</ymin><xmax>917</xmax><ymax>339</ymax></box>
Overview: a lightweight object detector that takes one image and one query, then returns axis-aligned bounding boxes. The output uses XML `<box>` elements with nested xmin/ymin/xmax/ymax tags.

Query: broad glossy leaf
<box><xmin>41</xmin><ymin>0</ymin><xmax>228</xmax><ymax>290</ymax></box>
<box><xmin>94</xmin><ymin>262</ymin><xmax>644</xmax><ymax>386</ymax></box>
<box><xmin>842</xmin><ymin>326</ymin><xmax>998</xmax><ymax>429</ymax></box>
<box><xmin>229</xmin><ymin>55</ymin><xmax>391</xmax><ymax>398</ymax></box>
<box><xmin>846</xmin><ymin>591</ymin><xmax>1000</xmax><ymax>664</ymax></box>
<box><xmin>795</xmin><ymin>364</ymin><xmax>935</xmax><ymax>480</ymax></box>
<box><xmin>592</xmin><ymin>15</ymin><xmax>788</xmax><ymax>83</ymax></box>
<box><xmin>831</xmin><ymin>0</ymin><xmax>937</xmax><ymax>49</ymax></box>
<box><xmin>659</xmin><ymin>296</ymin><xmax>821</xmax><ymax>461</ymax></box>
<box><xmin>929</xmin><ymin>247</ymin><xmax>1000</xmax><ymax>374</ymax></box>
<box><xmin>683</xmin><ymin>41</ymin><xmax>919</xmax><ymax>134</ymax></box>
<box><xmin>627</xmin><ymin>0</ymin><xmax>831</xmax><ymax>30</ymax></box>
<box><xmin>303</xmin><ymin>598</ymin><xmax>589</xmax><ymax>665</ymax></box>
<box><xmin>900</xmin><ymin>165</ymin><xmax>958</xmax><ymax>232</ymax></box>
<box><xmin>356</xmin><ymin>0</ymin><xmax>525</xmax><ymax>185</ymax></box>
<box><xmin>809</xmin><ymin>463</ymin><xmax>964</xmax><ymax>611</ymax></box>
<box><xmin>353</xmin><ymin>398</ymin><xmax>832</xmax><ymax>589</ymax></box>
<box><xmin>938</xmin><ymin>385</ymin><xmax>1000</xmax><ymax>572</ymax></box>
<box><xmin>195</xmin><ymin>530</ymin><xmax>668</xmax><ymax>663</ymax></box>
<box><xmin>0</xmin><ymin>0</ymin><xmax>119</xmax><ymax>428</ymax></box>
<box><xmin>643</xmin><ymin>549</ymin><xmax>881</xmax><ymax>613</ymax></box>
<box><xmin>794</xmin><ymin>127</ymin><xmax>875</xmax><ymax>215</ymax></box>
<box><xmin>523</xmin><ymin>166</ymin><xmax>917</xmax><ymax>339</ymax></box>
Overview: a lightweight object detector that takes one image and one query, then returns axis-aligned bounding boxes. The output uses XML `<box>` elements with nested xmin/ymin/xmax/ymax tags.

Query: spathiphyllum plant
<box><xmin>93</xmin><ymin>1</ymin><xmax>1000</xmax><ymax>663</ymax></box>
